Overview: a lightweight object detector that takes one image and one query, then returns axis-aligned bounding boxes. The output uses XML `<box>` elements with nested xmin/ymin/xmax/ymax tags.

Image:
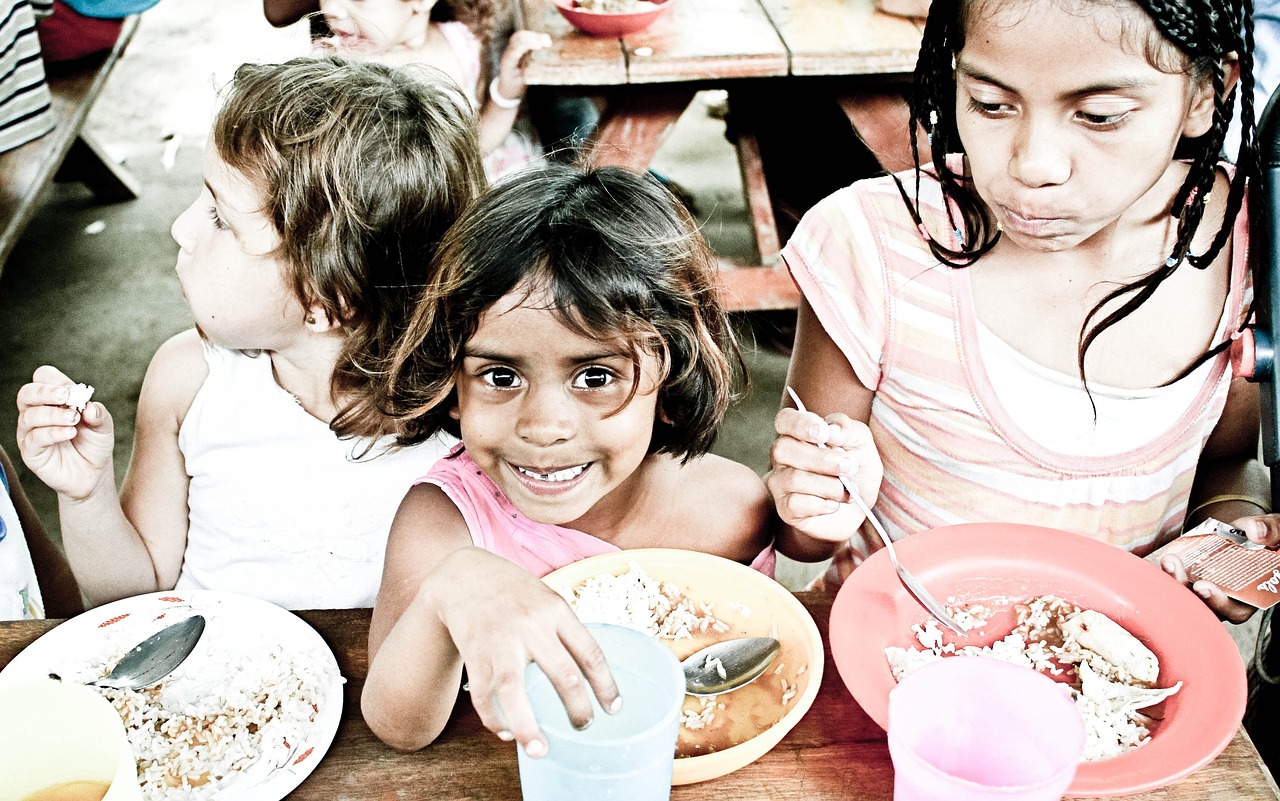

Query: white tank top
<box><xmin>176</xmin><ymin>343</ymin><xmax>454</xmax><ymax>609</ymax></box>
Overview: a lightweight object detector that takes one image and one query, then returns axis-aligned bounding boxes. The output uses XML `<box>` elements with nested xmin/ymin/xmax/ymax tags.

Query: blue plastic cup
<box><xmin>518</xmin><ymin>623</ymin><xmax>684</xmax><ymax>801</ymax></box>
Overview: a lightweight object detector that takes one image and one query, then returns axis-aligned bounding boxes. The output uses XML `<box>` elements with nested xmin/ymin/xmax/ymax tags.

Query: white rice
<box><xmin>67</xmin><ymin>627</ymin><xmax>339</xmax><ymax>800</ymax></box>
<box><xmin>884</xmin><ymin>595</ymin><xmax>1180</xmax><ymax>762</ymax></box>
<box><xmin>559</xmin><ymin>562</ymin><xmax>726</xmax><ymax>640</ymax></box>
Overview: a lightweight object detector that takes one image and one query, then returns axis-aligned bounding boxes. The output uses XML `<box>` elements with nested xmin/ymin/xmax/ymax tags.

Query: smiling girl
<box><xmin>766</xmin><ymin>0</ymin><xmax>1270</xmax><ymax>619</ymax></box>
<box><xmin>360</xmin><ymin>164</ymin><xmax>774</xmax><ymax>757</ymax></box>
<box><xmin>14</xmin><ymin>57</ymin><xmax>485</xmax><ymax>610</ymax></box>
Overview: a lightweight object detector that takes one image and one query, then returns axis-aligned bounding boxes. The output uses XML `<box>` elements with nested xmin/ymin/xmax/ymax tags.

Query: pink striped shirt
<box><xmin>782</xmin><ymin>168</ymin><xmax>1251</xmax><ymax>571</ymax></box>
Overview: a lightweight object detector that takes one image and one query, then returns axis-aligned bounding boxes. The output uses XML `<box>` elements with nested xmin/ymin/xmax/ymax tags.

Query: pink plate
<box><xmin>829</xmin><ymin>523</ymin><xmax>1246</xmax><ymax>797</ymax></box>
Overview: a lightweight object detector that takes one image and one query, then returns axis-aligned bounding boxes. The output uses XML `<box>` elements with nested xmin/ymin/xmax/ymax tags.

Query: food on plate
<box><xmin>559</xmin><ymin>563</ymin><xmax>807</xmax><ymax>757</ymax></box>
<box><xmin>573</xmin><ymin>0</ymin><xmax>661</xmax><ymax>12</ymax></box>
<box><xmin>1061</xmin><ymin>609</ymin><xmax>1159</xmax><ymax>685</ymax></box>
<box><xmin>66</xmin><ymin>626</ymin><xmax>339</xmax><ymax>800</ymax></box>
<box><xmin>65</xmin><ymin>382</ymin><xmax>94</xmax><ymax>413</ymax></box>
<box><xmin>884</xmin><ymin>595</ymin><xmax>1182</xmax><ymax>762</ymax></box>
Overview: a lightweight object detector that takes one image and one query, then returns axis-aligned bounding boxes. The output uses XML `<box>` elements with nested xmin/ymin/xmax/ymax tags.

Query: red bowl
<box><xmin>553</xmin><ymin>0</ymin><xmax>673</xmax><ymax>37</ymax></box>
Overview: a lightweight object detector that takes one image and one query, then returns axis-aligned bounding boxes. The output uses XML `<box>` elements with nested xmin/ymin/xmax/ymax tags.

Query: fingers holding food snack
<box><xmin>1158</xmin><ymin>555</ymin><xmax>1257</xmax><ymax>624</ymax></box>
<box><xmin>15</xmin><ymin>365</ymin><xmax>115</xmax><ymax>500</ymax></box>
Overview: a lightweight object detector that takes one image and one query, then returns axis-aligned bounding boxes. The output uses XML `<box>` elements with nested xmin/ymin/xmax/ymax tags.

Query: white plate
<box><xmin>0</xmin><ymin>590</ymin><xmax>344</xmax><ymax>800</ymax></box>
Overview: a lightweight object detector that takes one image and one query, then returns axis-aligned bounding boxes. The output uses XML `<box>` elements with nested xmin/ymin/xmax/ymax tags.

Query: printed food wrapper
<box><xmin>1146</xmin><ymin>518</ymin><xmax>1280</xmax><ymax>609</ymax></box>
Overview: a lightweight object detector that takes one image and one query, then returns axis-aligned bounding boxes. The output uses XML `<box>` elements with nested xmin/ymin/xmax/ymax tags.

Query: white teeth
<box><xmin>517</xmin><ymin>464</ymin><xmax>587</xmax><ymax>483</ymax></box>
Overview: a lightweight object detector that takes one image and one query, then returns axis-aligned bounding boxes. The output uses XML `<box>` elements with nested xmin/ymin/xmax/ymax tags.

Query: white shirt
<box><xmin>176</xmin><ymin>342</ymin><xmax>454</xmax><ymax>609</ymax></box>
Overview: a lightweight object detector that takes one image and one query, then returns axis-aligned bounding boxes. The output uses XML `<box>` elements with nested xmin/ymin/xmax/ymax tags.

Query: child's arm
<box><xmin>363</xmin><ymin>483</ymin><xmax>620</xmax><ymax>755</ymax></box>
<box><xmin>766</xmin><ymin>298</ymin><xmax>884</xmax><ymax>562</ymax></box>
<box><xmin>0</xmin><ymin>445</ymin><xmax>83</xmax><ymax>617</ymax></box>
<box><xmin>15</xmin><ymin>330</ymin><xmax>206</xmax><ymax>605</ymax></box>
<box><xmin>476</xmin><ymin>30</ymin><xmax>552</xmax><ymax>156</ymax></box>
<box><xmin>1160</xmin><ymin>376</ymin><xmax>1271</xmax><ymax>623</ymax></box>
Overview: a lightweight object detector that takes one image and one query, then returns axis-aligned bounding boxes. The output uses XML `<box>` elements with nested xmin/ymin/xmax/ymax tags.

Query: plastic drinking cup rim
<box><xmin>888</xmin><ymin>657</ymin><xmax>1086</xmax><ymax>791</ymax></box>
<box><xmin>529</xmin><ymin>622</ymin><xmax>684</xmax><ymax>747</ymax></box>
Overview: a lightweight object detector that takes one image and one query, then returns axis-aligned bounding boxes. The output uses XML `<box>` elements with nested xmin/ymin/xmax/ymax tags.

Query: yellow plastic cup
<box><xmin>0</xmin><ymin>677</ymin><xmax>141</xmax><ymax>801</ymax></box>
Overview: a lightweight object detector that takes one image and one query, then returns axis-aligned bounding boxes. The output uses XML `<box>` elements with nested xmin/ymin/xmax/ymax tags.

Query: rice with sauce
<box><xmin>559</xmin><ymin>562</ymin><xmax>808</xmax><ymax>751</ymax></box>
<box><xmin>66</xmin><ymin>628</ymin><xmax>339</xmax><ymax>800</ymax></box>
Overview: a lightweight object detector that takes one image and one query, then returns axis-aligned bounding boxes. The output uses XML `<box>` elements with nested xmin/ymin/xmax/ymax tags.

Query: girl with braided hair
<box><xmin>766</xmin><ymin>0</ymin><xmax>1272</xmax><ymax>622</ymax></box>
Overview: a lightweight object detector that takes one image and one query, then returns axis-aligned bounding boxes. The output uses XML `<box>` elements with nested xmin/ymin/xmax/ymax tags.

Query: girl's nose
<box><xmin>1008</xmin><ymin>117</ymin><xmax>1071</xmax><ymax>187</ymax></box>
<box><xmin>515</xmin><ymin>385</ymin><xmax>576</xmax><ymax>446</ymax></box>
<box><xmin>170</xmin><ymin>199</ymin><xmax>201</xmax><ymax>253</ymax></box>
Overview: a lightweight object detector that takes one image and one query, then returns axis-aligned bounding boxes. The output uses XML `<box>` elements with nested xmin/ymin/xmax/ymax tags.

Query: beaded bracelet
<box><xmin>488</xmin><ymin>77</ymin><xmax>523</xmax><ymax>109</ymax></box>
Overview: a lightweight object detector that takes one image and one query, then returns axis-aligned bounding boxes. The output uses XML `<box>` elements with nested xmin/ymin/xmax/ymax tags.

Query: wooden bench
<box><xmin>0</xmin><ymin>13</ymin><xmax>140</xmax><ymax>276</ymax></box>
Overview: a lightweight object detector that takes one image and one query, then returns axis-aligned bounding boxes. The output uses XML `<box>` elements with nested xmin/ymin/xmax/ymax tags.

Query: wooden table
<box><xmin>3</xmin><ymin>592</ymin><xmax>1278</xmax><ymax>800</ymax></box>
<box><xmin>518</xmin><ymin>0</ymin><xmax>925</xmax><ymax>311</ymax></box>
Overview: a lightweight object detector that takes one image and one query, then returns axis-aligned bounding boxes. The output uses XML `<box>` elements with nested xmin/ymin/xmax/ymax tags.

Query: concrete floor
<box><xmin>0</xmin><ymin>0</ymin><xmax>801</xmax><ymax>577</ymax></box>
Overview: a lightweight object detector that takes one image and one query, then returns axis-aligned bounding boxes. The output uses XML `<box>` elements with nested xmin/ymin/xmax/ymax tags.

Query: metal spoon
<box><xmin>73</xmin><ymin>614</ymin><xmax>207</xmax><ymax>691</ymax></box>
<box><xmin>682</xmin><ymin>636</ymin><xmax>781</xmax><ymax>696</ymax></box>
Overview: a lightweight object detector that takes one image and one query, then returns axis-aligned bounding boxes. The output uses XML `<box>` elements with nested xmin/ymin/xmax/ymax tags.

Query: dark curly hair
<box><xmin>902</xmin><ymin>0</ymin><xmax>1256</xmax><ymax>383</ymax></box>
<box><xmin>381</xmin><ymin>164</ymin><xmax>746</xmax><ymax>462</ymax></box>
<box><xmin>213</xmin><ymin>56</ymin><xmax>486</xmax><ymax>440</ymax></box>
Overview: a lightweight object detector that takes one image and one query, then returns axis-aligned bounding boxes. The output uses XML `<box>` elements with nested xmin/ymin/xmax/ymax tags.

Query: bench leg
<box><xmin>54</xmin><ymin>132</ymin><xmax>140</xmax><ymax>203</ymax></box>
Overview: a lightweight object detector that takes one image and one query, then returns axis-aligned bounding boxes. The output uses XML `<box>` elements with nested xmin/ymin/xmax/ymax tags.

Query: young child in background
<box><xmin>313</xmin><ymin>0</ymin><xmax>550</xmax><ymax>180</ymax></box>
<box><xmin>0</xmin><ymin>444</ymin><xmax>82</xmax><ymax>620</ymax></box>
<box><xmin>15</xmin><ymin>56</ymin><xmax>486</xmax><ymax>610</ymax></box>
<box><xmin>360</xmin><ymin>164</ymin><xmax>774</xmax><ymax>756</ymax></box>
<box><xmin>767</xmin><ymin>0</ymin><xmax>1268</xmax><ymax>621</ymax></box>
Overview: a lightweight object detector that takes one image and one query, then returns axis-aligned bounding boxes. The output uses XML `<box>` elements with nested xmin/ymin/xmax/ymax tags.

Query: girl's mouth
<box><xmin>1000</xmin><ymin>205</ymin><xmax>1064</xmax><ymax>236</ymax></box>
<box><xmin>510</xmin><ymin>463</ymin><xmax>592</xmax><ymax>494</ymax></box>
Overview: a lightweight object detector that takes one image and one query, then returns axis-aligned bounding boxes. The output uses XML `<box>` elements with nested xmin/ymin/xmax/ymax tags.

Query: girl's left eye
<box><xmin>572</xmin><ymin>367</ymin><xmax>614</xmax><ymax>390</ymax></box>
<box><xmin>481</xmin><ymin>367</ymin><xmax>522</xmax><ymax>389</ymax></box>
<box><xmin>206</xmin><ymin>206</ymin><xmax>229</xmax><ymax>231</ymax></box>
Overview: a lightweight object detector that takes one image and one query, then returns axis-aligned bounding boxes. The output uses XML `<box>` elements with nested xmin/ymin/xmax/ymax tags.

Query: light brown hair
<box><xmin>212</xmin><ymin>55</ymin><xmax>486</xmax><ymax>439</ymax></box>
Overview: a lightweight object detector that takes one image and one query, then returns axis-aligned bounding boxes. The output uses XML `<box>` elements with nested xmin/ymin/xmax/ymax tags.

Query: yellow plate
<box><xmin>543</xmin><ymin>548</ymin><xmax>823</xmax><ymax>785</ymax></box>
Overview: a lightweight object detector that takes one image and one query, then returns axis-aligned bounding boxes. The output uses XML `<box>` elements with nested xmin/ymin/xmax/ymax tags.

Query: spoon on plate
<box><xmin>682</xmin><ymin>636</ymin><xmax>781</xmax><ymax>696</ymax></box>
<box><xmin>53</xmin><ymin>614</ymin><xmax>207</xmax><ymax>691</ymax></box>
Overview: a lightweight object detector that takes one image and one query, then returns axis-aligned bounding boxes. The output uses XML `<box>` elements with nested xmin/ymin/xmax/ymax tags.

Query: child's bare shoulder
<box><xmin>666</xmin><ymin>454</ymin><xmax>772</xmax><ymax>561</ymax></box>
<box><xmin>136</xmin><ymin>329</ymin><xmax>210</xmax><ymax>429</ymax></box>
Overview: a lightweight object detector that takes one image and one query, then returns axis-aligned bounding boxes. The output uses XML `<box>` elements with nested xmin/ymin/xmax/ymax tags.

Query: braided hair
<box><xmin>902</xmin><ymin>0</ymin><xmax>1257</xmax><ymax>383</ymax></box>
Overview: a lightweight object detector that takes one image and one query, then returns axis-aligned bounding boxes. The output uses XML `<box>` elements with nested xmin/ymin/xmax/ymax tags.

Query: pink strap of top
<box><xmin>419</xmin><ymin>445</ymin><xmax>777</xmax><ymax>579</ymax></box>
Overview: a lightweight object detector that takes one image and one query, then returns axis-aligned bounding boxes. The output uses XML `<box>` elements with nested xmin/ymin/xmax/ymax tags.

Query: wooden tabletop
<box><xmin>521</xmin><ymin>0</ymin><xmax>922</xmax><ymax>86</ymax></box>
<box><xmin>2</xmin><ymin>593</ymin><xmax>1278</xmax><ymax>800</ymax></box>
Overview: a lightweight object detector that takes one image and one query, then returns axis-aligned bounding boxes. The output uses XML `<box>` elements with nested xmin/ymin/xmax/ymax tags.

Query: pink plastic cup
<box><xmin>888</xmin><ymin>656</ymin><xmax>1085</xmax><ymax>801</ymax></box>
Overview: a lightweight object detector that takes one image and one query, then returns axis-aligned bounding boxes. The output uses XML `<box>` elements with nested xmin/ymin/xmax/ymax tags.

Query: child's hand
<box><xmin>1159</xmin><ymin>513</ymin><xmax>1280</xmax><ymax>624</ymax></box>
<box><xmin>492</xmin><ymin>30</ymin><xmax>553</xmax><ymax>108</ymax></box>
<box><xmin>15</xmin><ymin>365</ymin><xmax>115</xmax><ymax>501</ymax></box>
<box><xmin>1159</xmin><ymin>554</ymin><xmax>1256</xmax><ymax>623</ymax></box>
<box><xmin>435</xmin><ymin>548</ymin><xmax>621</xmax><ymax>757</ymax></box>
<box><xmin>767</xmin><ymin>407</ymin><xmax>884</xmax><ymax>545</ymax></box>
